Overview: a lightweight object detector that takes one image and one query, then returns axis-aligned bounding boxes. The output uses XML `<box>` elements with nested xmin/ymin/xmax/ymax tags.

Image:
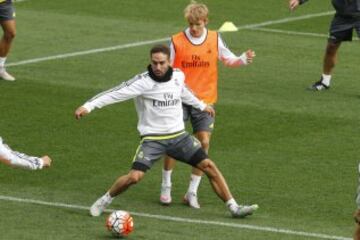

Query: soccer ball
<box><xmin>106</xmin><ymin>210</ymin><xmax>134</xmax><ymax>237</ymax></box>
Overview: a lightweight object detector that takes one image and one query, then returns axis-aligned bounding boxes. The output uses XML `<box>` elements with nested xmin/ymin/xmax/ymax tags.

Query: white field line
<box><xmin>252</xmin><ymin>27</ymin><xmax>359</xmax><ymax>41</ymax></box>
<box><xmin>251</xmin><ymin>27</ymin><xmax>328</xmax><ymax>38</ymax></box>
<box><xmin>235</xmin><ymin>11</ymin><xmax>335</xmax><ymax>30</ymax></box>
<box><xmin>6</xmin><ymin>37</ymin><xmax>170</xmax><ymax>67</ymax></box>
<box><xmin>7</xmin><ymin>11</ymin><xmax>335</xmax><ymax>68</ymax></box>
<box><xmin>0</xmin><ymin>195</ymin><xmax>351</xmax><ymax>240</ymax></box>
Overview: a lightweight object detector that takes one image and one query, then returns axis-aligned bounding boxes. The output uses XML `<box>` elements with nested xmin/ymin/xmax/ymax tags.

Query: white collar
<box><xmin>184</xmin><ymin>27</ymin><xmax>208</xmax><ymax>45</ymax></box>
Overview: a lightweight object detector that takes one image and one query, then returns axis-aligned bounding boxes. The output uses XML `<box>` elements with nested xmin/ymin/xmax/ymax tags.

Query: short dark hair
<box><xmin>150</xmin><ymin>44</ymin><xmax>170</xmax><ymax>58</ymax></box>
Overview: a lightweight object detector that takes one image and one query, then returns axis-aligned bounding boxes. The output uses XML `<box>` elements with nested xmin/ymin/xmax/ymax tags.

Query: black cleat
<box><xmin>308</xmin><ymin>77</ymin><xmax>330</xmax><ymax>91</ymax></box>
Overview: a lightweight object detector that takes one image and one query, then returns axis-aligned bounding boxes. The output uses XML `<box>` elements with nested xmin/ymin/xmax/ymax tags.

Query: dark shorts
<box><xmin>328</xmin><ymin>14</ymin><xmax>360</xmax><ymax>43</ymax></box>
<box><xmin>131</xmin><ymin>132</ymin><xmax>208</xmax><ymax>172</ymax></box>
<box><xmin>183</xmin><ymin>104</ymin><xmax>215</xmax><ymax>133</ymax></box>
<box><xmin>0</xmin><ymin>2</ymin><xmax>14</xmax><ymax>22</ymax></box>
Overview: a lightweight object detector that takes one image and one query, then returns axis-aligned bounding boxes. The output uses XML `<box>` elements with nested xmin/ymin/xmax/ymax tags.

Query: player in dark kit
<box><xmin>0</xmin><ymin>0</ymin><xmax>16</xmax><ymax>81</ymax></box>
<box><xmin>289</xmin><ymin>0</ymin><xmax>360</xmax><ymax>90</ymax></box>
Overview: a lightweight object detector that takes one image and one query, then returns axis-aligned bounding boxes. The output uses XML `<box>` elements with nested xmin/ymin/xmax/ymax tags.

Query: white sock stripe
<box><xmin>0</xmin><ymin>195</ymin><xmax>351</xmax><ymax>240</ymax></box>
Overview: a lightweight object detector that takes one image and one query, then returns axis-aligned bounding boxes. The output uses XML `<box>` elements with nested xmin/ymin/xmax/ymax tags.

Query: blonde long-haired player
<box><xmin>160</xmin><ymin>1</ymin><xmax>255</xmax><ymax>208</ymax></box>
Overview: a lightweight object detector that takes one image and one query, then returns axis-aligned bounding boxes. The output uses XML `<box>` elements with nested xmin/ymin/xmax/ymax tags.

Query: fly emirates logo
<box><xmin>153</xmin><ymin>93</ymin><xmax>180</xmax><ymax>107</ymax></box>
<box><xmin>181</xmin><ymin>55</ymin><xmax>210</xmax><ymax>68</ymax></box>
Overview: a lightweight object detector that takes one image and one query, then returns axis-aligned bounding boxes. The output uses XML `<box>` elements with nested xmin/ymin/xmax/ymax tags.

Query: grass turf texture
<box><xmin>0</xmin><ymin>0</ymin><xmax>358</xmax><ymax>239</ymax></box>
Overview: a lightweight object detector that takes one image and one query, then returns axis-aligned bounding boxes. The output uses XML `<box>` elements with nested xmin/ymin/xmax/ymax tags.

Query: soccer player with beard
<box><xmin>75</xmin><ymin>45</ymin><xmax>258</xmax><ymax>218</ymax></box>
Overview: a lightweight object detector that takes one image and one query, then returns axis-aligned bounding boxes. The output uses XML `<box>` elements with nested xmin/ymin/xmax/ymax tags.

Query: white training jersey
<box><xmin>82</xmin><ymin>69</ymin><xmax>206</xmax><ymax>136</ymax></box>
<box><xmin>0</xmin><ymin>136</ymin><xmax>44</xmax><ymax>170</ymax></box>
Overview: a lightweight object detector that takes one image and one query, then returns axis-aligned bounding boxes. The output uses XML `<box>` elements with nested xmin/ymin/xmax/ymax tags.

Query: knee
<box><xmin>198</xmin><ymin>159</ymin><xmax>218</xmax><ymax>177</ymax></box>
<box><xmin>127</xmin><ymin>172</ymin><xmax>144</xmax><ymax>185</ymax></box>
<box><xmin>325</xmin><ymin>43</ymin><xmax>339</xmax><ymax>56</ymax></box>
<box><xmin>3</xmin><ymin>30</ymin><xmax>16</xmax><ymax>42</ymax></box>
<box><xmin>199</xmin><ymin>138</ymin><xmax>210</xmax><ymax>151</ymax></box>
<box><xmin>195</xmin><ymin>132</ymin><xmax>211</xmax><ymax>151</ymax></box>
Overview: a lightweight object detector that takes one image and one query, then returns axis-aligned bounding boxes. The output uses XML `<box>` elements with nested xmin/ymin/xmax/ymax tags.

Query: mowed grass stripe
<box><xmin>7</xmin><ymin>11</ymin><xmax>334</xmax><ymax>68</ymax></box>
<box><xmin>0</xmin><ymin>195</ymin><xmax>351</xmax><ymax>240</ymax></box>
<box><xmin>6</xmin><ymin>37</ymin><xmax>170</xmax><ymax>67</ymax></box>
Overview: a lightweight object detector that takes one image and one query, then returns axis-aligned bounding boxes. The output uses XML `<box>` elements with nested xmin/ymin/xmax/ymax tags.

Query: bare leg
<box><xmin>323</xmin><ymin>41</ymin><xmax>341</xmax><ymax>75</ymax></box>
<box><xmin>90</xmin><ymin>170</ymin><xmax>145</xmax><ymax>217</ymax></box>
<box><xmin>311</xmin><ymin>41</ymin><xmax>341</xmax><ymax>90</ymax></box>
<box><xmin>196</xmin><ymin>158</ymin><xmax>258</xmax><ymax>218</ymax></box>
<box><xmin>0</xmin><ymin>19</ymin><xmax>16</xmax><ymax>57</ymax></box>
<box><xmin>163</xmin><ymin>155</ymin><xmax>176</xmax><ymax>170</ymax></box>
<box><xmin>109</xmin><ymin>170</ymin><xmax>145</xmax><ymax>197</ymax></box>
<box><xmin>0</xmin><ymin>19</ymin><xmax>16</xmax><ymax>80</ymax></box>
<box><xmin>354</xmin><ymin>210</ymin><xmax>360</xmax><ymax>240</ymax></box>
<box><xmin>190</xmin><ymin>131</ymin><xmax>211</xmax><ymax>177</ymax></box>
<box><xmin>196</xmin><ymin>159</ymin><xmax>232</xmax><ymax>202</ymax></box>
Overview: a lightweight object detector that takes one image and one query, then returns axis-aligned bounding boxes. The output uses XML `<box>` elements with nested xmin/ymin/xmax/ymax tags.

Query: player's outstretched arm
<box><xmin>289</xmin><ymin>0</ymin><xmax>309</xmax><ymax>11</ymax></box>
<box><xmin>75</xmin><ymin>106</ymin><xmax>90</xmax><ymax>120</ymax></box>
<box><xmin>244</xmin><ymin>49</ymin><xmax>256</xmax><ymax>64</ymax></box>
<box><xmin>40</xmin><ymin>155</ymin><xmax>52</xmax><ymax>168</ymax></box>
<box><xmin>289</xmin><ymin>0</ymin><xmax>300</xmax><ymax>11</ymax></box>
<box><xmin>218</xmin><ymin>36</ymin><xmax>255</xmax><ymax>67</ymax></box>
<box><xmin>0</xmin><ymin>144</ymin><xmax>52</xmax><ymax>170</ymax></box>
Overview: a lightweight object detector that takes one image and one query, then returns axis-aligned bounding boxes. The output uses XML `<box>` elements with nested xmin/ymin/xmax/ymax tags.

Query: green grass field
<box><xmin>0</xmin><ymin>0</ymin><xmax>359</xmax><ymax>239</ymax></box>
